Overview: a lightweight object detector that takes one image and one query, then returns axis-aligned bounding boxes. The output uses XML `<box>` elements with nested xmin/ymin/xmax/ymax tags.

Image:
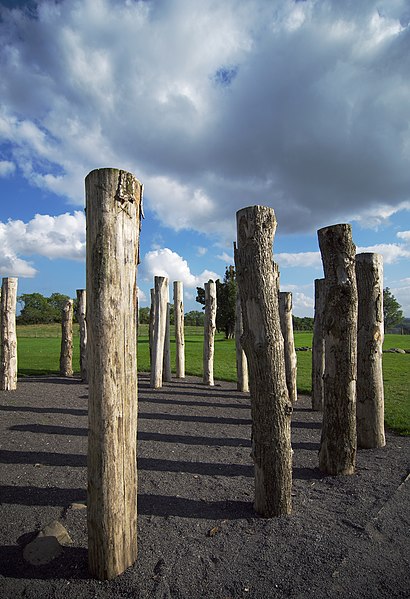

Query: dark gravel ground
<box><xmin>0</xmin><ymin>374</ymin><xmax>409</xmax><ymax>599</ymax></box>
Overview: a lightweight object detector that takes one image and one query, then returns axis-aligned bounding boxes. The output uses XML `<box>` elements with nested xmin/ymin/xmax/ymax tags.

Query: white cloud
<box><xmin>397</xmin><ymin>230</ymin><xmax>410</xmax><ymax>242</ymax></box>
<box><xmin>391</xmin><ymin>285</ymin><xmax>410</xmax><ymax>317</ymax></box>
<box><xmin>216</xmin><ymin>251</ymin><xmax>234</xmax><ymax>263</ymax></box>
<box><xmin>0</xmin><ymin>211</ymin><xmax>86</xmax><ymax>278</ymax></box>
<box><xmin>0</xmin><ymin>160</ymin><xmax>15</xmax><ymax>176</ymax></box>
<box><xmin>0</xmin><ymin>0</ymin><xmax>408</xmax><ymax>234</ymax></box>
<box><xmin>276</xmin><ymin>251</ymin><xmax>322</xmax><ymax>268</ymax></box>
<box><xmin>196</xmin><ymin>247</ymin><xmax>208</xmax><ymax>256</ymax></box>
<box><xmin>141</xmin><ymin>248</ymin><xmax>220</xmax><ymax>290</ymax></box>
<box><xmin>356</xmin><ymin>243</ymin><xmax>410</xmax><ymax>264</ymax></box>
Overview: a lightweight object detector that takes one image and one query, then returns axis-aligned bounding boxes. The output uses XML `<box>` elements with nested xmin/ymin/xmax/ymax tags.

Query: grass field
<box><xmin>16</xmin><ymin>324</ymin><xmax>409</xmax><ymax>435</ymax></box>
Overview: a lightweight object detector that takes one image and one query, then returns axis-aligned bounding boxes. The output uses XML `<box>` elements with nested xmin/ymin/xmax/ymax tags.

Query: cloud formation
<box><xmin>0</xmin><ymin>0</ymin><xmax>409</xmax><ymax>239</ymax></box>
<box><xmin>0</xmin><ymin>211</ymin><xmax>86</xmax><ymax>277</ymax></box>
<box><xmin>141</xmin><ymin>248</ymin><xmax>220</xmax><ymax>292</ymax></box>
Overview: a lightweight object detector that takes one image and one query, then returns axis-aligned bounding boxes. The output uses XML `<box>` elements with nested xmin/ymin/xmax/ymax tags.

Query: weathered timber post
<box><xmin>173</xmin><ymin>281</ymin><xmax>185</xmax><ymax>378</ymax></box>
<box><xmin>163</xmin><ymin>302</ymin><xmax>172</xmax><ymax>382</ymax></box>
<box><xmin>151</xmin><ymin>276</ymin><xmax>169</xmax><ymax>389</ymax></box>
<box><xmin>60</xmin><ymin>299</ymin><xmax>73</xmax><ymax>377</ymax></box>
<box><xmin>203</xmin><ymin>280</ymin><xmax>216</xmax><ymax>386</ymax></box>
<box><xmin>356</xmin><ymin>253</ymin><xmax>385</xmax><ymax>449</ymax></box>
<box><xmin>149</xmin><ymin>288</ymin><xmax>155</xmax><ymax>369</ymax></box>
<box><xmin>76</xmin><ymin>289</ymin><xmax>87</xmax><ymax>382</ymax></box>
<box><xmin>234</xmin><ymin>206</ymin><xmax>292</xmax><ymax>517</ymax></box>
<box><xmin>1</xmin><ymin>277</ymin><xmax>18</xmax><ymax>391</ymax></box>
<box><xmin>318</xmin><ymin>224</ymin><xmax>357</xmax><ymax>475</ymax></box>
<box><xmin>311</xmin><ymin>278</ymin><xmax>325</xmax><ymax>411</ymax></box>
<box><xmin>86</xmin><ymin>167</ymin><xmax>142</xmax><ymax>580</ymax></box>
<box><xmin>279</xmin><ymin>291</ymin><xmax>297</xmax><ymax>404</ymax></box>
<box><xmin>235</xmin><ymin>290</ymin><xmax>249</xmax><ymax>392</ymax></box>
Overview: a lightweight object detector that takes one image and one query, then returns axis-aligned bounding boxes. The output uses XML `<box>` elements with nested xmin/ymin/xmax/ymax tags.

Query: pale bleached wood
<box><xmin>163</xmin><ymin>302</ymin><xmax>172</xmax><ymax>382</ymax></box>
<box><xmin>173</xmin><ymin>280</ymin><xmax>185</xmax><ymax>378</ymax></box>
<box><xmin>356</xmin><ymin>253</ymin><xmax>385</xmax><ymax>449</ymax></box>
<box><xmin>234</xmin><ymin>206</ymin><xmax>292</xmax><ymax>517</ymax></box>
<box><xmin>86</xmin><ymin>167</ymin><xmax>142</xmax><ymax>580</ymax></box>
<box><xmin>318</xmin><ymin>224</ymin><xmax>357</xmax><ymax>476</ymax></box>
<box><xmin>311</xmin><ymin>278</ymin><xmax>325</xmax><ymax>411</ymax></box>
<box><xmin>1</xmin><ymin>277</ymin><xmax>18</xmax><ymax>391</ymax></box>
<box><xmin>60</xmin><ymin>299</ymin><xmax>73</xmax><ymax>377</ymax></box>
<box><xmin>151</xmin><ymin>276</ymin><xmax>169</xmax><ymax>389</ymax></box>
<box><xmin>149</xmin><ymin>288</ymin><xmax>155</xmax><ymax>369</ymax></box>
<box><xmin>76</xmin><ymin>289</ymin><xmax>87</xmax><ymax>382</ymax></box>
<box><xmin>203</xmin><ymin>280</ymin><xmax>216</xmax><ymax>386</ymax></box>
<box><xmin>279</xmin><ymin>291</ymin><xmax>297</xmax><ymax>404</ymax></box>
<box><xmin>235</xmin><ymin>290</ymin><xmax>249</xmax><ymax>392</ymax></box>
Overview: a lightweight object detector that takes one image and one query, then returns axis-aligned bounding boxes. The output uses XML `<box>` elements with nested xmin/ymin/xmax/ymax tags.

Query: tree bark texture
<box><xmin>203</xmin><ymin>280</ymin><xmax>216</xmax><ymax>386</ymax></box>
<box><xmin>60</xmin><ymin>299</ymin><xmax>73</xmax><ymax>377</ymax></box>
<box><xmin>174</xmin><ymin>280</ymin><xmax>185</xmax><ymax>378</ymax></box>
<box><xmin>86</xmin><ymin>167</ymin><xmax>142</xmax><ymax>580</ymax></box>
<box><xmin>311</xmin><ymin>278</ymin><xmax>325</xmax><ymax>411</ymax></box>
<box><xmin>76</xmin><ymin>289</ymin><xmax>87</xmax><ymax>382</ymax></box>
<box><xmin>356</xmin><ymin>253</ymin><xmax>385</xmax><ymax>449</ymax></box>
<box><xmin>235</xmin><ymin>290</ymin><xmax>249</xmax><ymax>392</ymax></box>
<box><xmin>149</xmin><ymin>288</ymin><xmax>155</xmax><ymax>370</ymax></box>
<box><xmin>151</xmin><ymin>276</ymin><xmax>169</xmax><ymax>389</ymax></box>
<box><xmin>163</xmin><ymin>302</ymin><xmax>172</xmax><ymax>382</ymax></box>
<box><xmin>234</xmin><ymin>206</ymin><xmax>292</xmax><ymax>517</ymax></box>
<box><xmin>1</xmin><ymin>277</ymin><xmax>18</xmax><ymax>391</ymax></box>
<box><xmin>318</xmin><ymin>224</ymin><xmax>357</xmax><ymax>476</ymax></box>
<box><xmin>279</xmin><ymin>291</ymin><xmax>297</xmax><ymax>404</ymax></box>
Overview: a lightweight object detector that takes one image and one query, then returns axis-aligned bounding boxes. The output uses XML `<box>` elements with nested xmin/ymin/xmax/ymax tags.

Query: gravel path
<box><xmin>0</xmin><ymin>374</ymin><xmax>409</xmax><ymax>598</ymax></box>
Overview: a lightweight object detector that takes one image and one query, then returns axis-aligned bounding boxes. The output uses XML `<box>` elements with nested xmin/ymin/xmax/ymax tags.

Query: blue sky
<box><xmin>0</xmin><ymin>0</ymin><xmax>409</xmax><ymax>316</ymax></box>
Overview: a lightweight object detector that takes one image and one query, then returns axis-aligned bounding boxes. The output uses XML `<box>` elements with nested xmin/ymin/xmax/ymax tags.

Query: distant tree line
<box><xmin>16</xmin><ymin>286</ymin><xmax>405</xmax><ymax>333</ymax></box>
<box><xmin>17</xmin><ymin>292</ymin><xmax>75</xmax><ymax>324</ymax></box>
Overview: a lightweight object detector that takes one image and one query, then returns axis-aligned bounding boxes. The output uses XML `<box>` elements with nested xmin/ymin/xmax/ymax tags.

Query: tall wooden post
<box><xmin>1</xmin><ymin>277</ymin><xmax>18</xmax><ymax>391</ymax></box>
<box><xmin>86</xmin><ymin>167</ymin><xmax>142</xmax><ymax>580</ymax></box>
<box><xmin>203</xmin><ymin>280</ymin><xmax>216</xmax><ymax>386</ymax></box>
<box><xmin>173</xmin><ymin>281</ymin><xmax>185</xmax><ymax>378</ymax></box>
<box><xmin>76</xmin><ymin>289</ymin><xmax>87</xmax><ymax>382</ymax></box>
<box><xmin>311</xmin><ymin>278</ymin><xmax>325</xmax><ymax>411</ymax></box>
<box><xmin>279</xmin><ymin>291</ymin><xmax>297</xmax><ymax>404</ymax></box>
<box><xmin>151</xmin><ymin>276</ymin><xmax>168</xmax><ymax>389</ymax></box>
<box><xmin>356</xmin><ymin>253</ymin><xmax>385</xmax><ymax>449</ymax></box>
<box><xmin>60</xmin><ymin>299</ymin><xmax>73</xmax><ymax>377</ymax></box>
<box><xmin>149</xmin><ymin>288</ymin><xmax>155</xmax><ymax>369</ymax></box>
<box><xmin>234</xmin><ymin>206</ymin><xmax>292</xmax><ymax>517</ymax></box>
<box><xmin>235</xmin><ymin>290</ymin><xmax>249</xmax><ymax>392</ymax></box>
<box><xmin>318</xmin><ymin>224</ymin><xmax>357</xmax><ymax>476</ymax></box>
<box><xmin>163</xmin><ymin>302</ymin><xmax>172</xmax><ymax>382</ymax></box>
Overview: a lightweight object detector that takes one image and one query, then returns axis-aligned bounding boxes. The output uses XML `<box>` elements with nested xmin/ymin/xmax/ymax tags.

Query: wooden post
<box><xmin>279</xmin><ymin>291</ymin><xmax>297</xmax><ymax>404</ymax></box>
<box><xmin>76</xmin><ymin>289</ymin><xmax>87</xmax><ymax>382</ymax></box>
<box><xmin>86</xmin><ymin>167</ymin><xmax>142</xmax><ymax>580</ymax></box>
<box><xmin>311</xmin><ymin>278</ymin><xmax>325</xmax><ymax>411</ymax></box>
<box><xmin>151</xmin><ymin>276</ymin><xmax>168</xmax><ymax>389</ymax></box>
<box><xmin>234</xmin><ymin>206</ymin><xmax>292</xmax><ymax>517</ymax></box>
<box><xmin>173</xmin><ymin>281</ymin><xmax>185</xmax><ymax>378</ymax></box>
<box><xmin>149</xmin><ymin>288</ymin><xmax>155</xmax><ymax>370</ymax></box>
<box><xmin>318</xmin><ymin>224</ymin><xmax>357</xmax><ymax>476</ymax></box>
<box><xmin>235</xmin><ymin>290</ymin><xmax>249</xmax><ymax>392</ymax></box>
<box><xmin>203</xmin><ymin>280</ymin><xmax>216</xmax><ymax>386</ymax></box>
<box><xmin>163</xmin><ymin>302</ymin><xmax>172</xmax><ymax>382</ymax></box>
<box><xmin>1</xmin><ymin>277</ymin><xmax>18</xmax><ymax>391</ymax></box>
<box><xmin>60</xmin><ymin>299</ymin><xmax>73</xmax><ymax>377</ymax></box>
<box><xmin>356</xmin><ymin>253</ymin><xmax>385</xmax><ymax>449</ymax></box>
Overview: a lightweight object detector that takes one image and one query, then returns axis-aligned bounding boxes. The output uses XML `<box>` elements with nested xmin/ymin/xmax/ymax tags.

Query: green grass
<box><xmin>15</xmin><ymin>324</ymin><xmax>409</xmax><ymax>435</ymax></box>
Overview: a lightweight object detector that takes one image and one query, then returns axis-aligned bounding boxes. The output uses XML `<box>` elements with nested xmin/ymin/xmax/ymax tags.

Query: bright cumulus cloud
<box><xmin>0</xmin><ymin>211</ymin><xmax>86</xmax><ymax>277</ymax></box>
<box><xmin>0</xmin><ymin>0</ymin><xmax>409</xmax><ymax>236</ymax></box>
<box><xmin>141</xmin><ymin>248</ymin><xmax>220</xmax><ymax>289</ymax></box>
